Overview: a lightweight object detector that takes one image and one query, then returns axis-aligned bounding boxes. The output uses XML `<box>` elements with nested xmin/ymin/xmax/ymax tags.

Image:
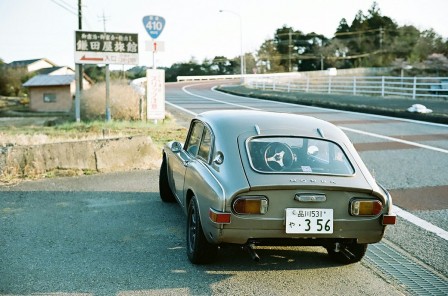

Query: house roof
<box><xmin>36</xmin><ymin>66</ymin><xmax>66</xmax><ymax>75</ymax></box>
<box><xmin>23</xmin><ymin>75</ymin><xmax>75</xmax><ymax>87</ymax></box>
<box><xmin>9</xmin><ymin>58</ymin><xmax>57</xmax><ymax>68</ymax></box>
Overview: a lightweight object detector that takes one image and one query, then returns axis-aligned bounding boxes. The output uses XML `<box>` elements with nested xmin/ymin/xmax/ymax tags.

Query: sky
<box><xmin>1</xmin><ymin>0</ymin><xmax>447</xmax><ymax>69</ymax></box>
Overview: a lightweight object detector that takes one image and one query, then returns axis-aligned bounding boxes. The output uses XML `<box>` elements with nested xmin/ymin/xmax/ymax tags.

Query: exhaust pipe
<box><xmin>243</xmin><ymin>244</ymin><xmax>260</xmax><ymax>262</ymax></box>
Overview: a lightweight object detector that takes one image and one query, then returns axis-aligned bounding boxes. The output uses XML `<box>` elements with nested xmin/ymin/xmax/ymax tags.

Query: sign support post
<box><xmin>75</xmin><ymin>64</ymin><xmax>81</xmax><ymax>122</ymax></box>
<box><xmin>74</xmin><ymin>30</ymin><xmax>139</xmax><ymax>122</ymax></box>
<box><xmin>105</xmin><ymin>64</ymin><xmax>111</xmax><ymax>121</ymax></box>
<box><xmin>142</xmin><ymin>15</ymin><xmax>166</xmax><ymax>123</ymax></box>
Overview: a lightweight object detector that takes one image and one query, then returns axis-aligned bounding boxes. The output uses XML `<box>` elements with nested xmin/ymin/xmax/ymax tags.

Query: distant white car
<box><xmin>407</xmin><ymin>104</ymin><xmax>432</xmax><ymax>113</ymax></box>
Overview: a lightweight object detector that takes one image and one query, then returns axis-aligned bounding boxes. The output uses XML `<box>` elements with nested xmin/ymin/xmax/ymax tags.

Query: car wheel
<box><xmin>159</xmin><ymin>156</ymin><xmax>176</xmax><ymax>203</ymax></box>
<box><xmin>326</xmin><ymin>242</ymin><xmax>367</xmax><ymax>264</ymax></box>
<box><xmin>187</xmin><ymin>196</ymin><xmax>218</xmax><ymax>264</ymax></box>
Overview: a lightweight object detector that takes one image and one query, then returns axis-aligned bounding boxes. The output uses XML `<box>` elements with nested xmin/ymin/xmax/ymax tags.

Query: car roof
<box><xmin>194</xmin><ymin>110</ymin><xmax>379</xmax><ymax>193</ymax></box>
<box><xmin>197</xmin><ymin>110</ymin><xmax>347</xmax><ymax>141</ymax></box>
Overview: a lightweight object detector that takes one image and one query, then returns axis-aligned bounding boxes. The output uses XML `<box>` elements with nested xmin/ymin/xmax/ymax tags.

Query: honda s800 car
<box><xmin>159</xmin><ymin>110</ymin><xmax>396</xmax><ymax>264</ymax></box>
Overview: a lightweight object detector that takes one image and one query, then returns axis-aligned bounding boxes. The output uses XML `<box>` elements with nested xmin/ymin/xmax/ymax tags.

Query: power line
<box><xmin>98</xmin><ymin>11</ymin><xmax>110</xmax><ymax>32</ymax></box>
<box><xmin>58</xmin><ymin>0</ymin><xmax>77</xmax><ymax>10</ymax></box>
<box><xmin>49</xmin><ymin>0</ymin><xmax>77</xmax><ymax>16</ymax></box>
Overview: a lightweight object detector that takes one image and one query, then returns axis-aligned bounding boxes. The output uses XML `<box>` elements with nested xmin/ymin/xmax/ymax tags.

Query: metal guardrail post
<box><xmin>187</xmin><ymin>73</ymin><xmax>447</xmax><ymax>100</ymax></box>
<box><xmin>412</xmin><ymin>77</ymin><xmax>417</xmax><ymax>99</ymax></box>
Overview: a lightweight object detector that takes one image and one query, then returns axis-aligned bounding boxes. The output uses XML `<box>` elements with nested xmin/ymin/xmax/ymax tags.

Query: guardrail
<box><xmin>177</xmin><ymin>74</ymin><xmax>241</xmax><ymax>81</ymax></box>
<box><xmin>176</xmin><ymin>72</ymin><xmax>448</xmax><ymax>100</ymax></box>
<box><xmin>245</xmin><ymin>75</ymin><xmax>448</xmax><ymax>100</ymax></box>
<box><xmin>176</xmin><ymin>72</ymin><xmax>300</xmax><ymax>82</ymax></box>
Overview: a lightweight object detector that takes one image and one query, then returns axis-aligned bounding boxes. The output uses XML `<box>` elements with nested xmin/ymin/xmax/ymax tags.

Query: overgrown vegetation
<box><xmin>0</xmin><ymin>118</ymin><xmax>187</xmax><ymax>184</ymax></box>
<box><xmin>81</xmin><ymin>79</ymin><xmax>141</xmax><ymax>121</ymax></box>
<box><xmin>0</xmin><ymin>118</ymin><xmax>187</xmax><ymax>148</ymax></box>
<box><xmin>86</xmin><ymin>2</ymin><xmax>448</xmax><ymax>83</ymax></box>
<box><xmin>0</xmin><ymin>77</ymin><xmax>187</xmax><ymax>148</ymax></box>
<box><xmin>163</xmin><ymin>2</ymin><xmax>448</xmax><ymax>79</ymax></box>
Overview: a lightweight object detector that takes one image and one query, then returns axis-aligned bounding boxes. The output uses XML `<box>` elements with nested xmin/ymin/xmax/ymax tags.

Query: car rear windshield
<box><xmin>246</xmin><ymin>136</ymin><xmax>354</xmax><ymax>175</ymax></box>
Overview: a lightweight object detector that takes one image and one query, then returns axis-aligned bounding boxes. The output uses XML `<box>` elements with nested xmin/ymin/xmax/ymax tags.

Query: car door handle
<box><xmin>182</xmin><ymin>160</ymin><xmax>190</xmax><ymax>167</ymax></box>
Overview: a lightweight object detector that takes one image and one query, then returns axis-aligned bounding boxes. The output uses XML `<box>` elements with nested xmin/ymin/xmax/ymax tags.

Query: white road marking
<box><xmin>213</xmin><ymin>85</ymin><xmax>448</xmax><ymax>128</ymax></box>
<box><xmin>340</xmin><ymin>127</ymin><xmax>448</xmax><ymax>154</ymax></box>
<box><xmin>166</xmin><ymin>83</ymin><xmax>448</xmax><ymax>240</ymax></box>
<box><xmin>394</xmin><ymin>206</ymin><xmax>448</xmax><ymax>240</ymax></box>
<box><xmin>210</xmin><ymin>85</ymin><xmax>448</xmax><ymax>153</ymax></box>
<box><xmin>182</xmin><ymin>85</ymin><xmax>260</xmax><ymax>111</ymax></box>
<box><xmin>166</xmin><ymin>101</ymin><xmax>197</xmax><ymax>116</ymax></box>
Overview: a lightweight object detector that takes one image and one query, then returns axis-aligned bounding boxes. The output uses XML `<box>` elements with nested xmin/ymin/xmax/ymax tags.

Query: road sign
<box><xmin>74</xmin><ymin>31</ymin><xmax>139</xmax><ymax>65</ymax></box>
<box><xmin>142</xmin><ymin>15</ymin><xmax>165</xmax><ymax>39</ymax></box>
<box><xmin>145</xmin><ymin>40</ymin><xmax>165</xmax><ymax>52</ymax></box>
<box><xmin>147</xmin><ymin>69</ymin><xmax>165</xmax><ymax>120</ymax></box>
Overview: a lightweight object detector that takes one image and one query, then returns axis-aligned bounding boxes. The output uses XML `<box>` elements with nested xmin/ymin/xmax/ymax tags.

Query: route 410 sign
<box><xmin>142</xmin><ymin>15</ymin><xmax>165</xmax><ymax>39</ymax></box>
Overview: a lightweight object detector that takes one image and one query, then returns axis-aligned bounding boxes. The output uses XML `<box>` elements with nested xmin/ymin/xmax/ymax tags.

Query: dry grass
<box><xmin>81</xmin><ymin>79</ymin><xmax>141</xmax><ymax>121</ymax></box>
<box><xmin>0</xmin><ymin>79</ymin><xmax>188</xmax><ymax>147</ymax></box>
<box><xmin>0</xmin><ymin>118</ymin><xmax>187</xmax><ymax>184</ymax></box>
<box><xmin>0</xmin><ymin>80</ymin><xmax>189</xmax><ymax>184</ymax></box>
<box><xmin>0</xmin><ymin>116</ymin><xmax>187</xmax><ymax>148</ymax></box>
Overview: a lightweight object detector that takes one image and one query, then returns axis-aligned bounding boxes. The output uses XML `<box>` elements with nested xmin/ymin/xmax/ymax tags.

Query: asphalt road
<box><xmin>1</xmin><ymin>81</ymin><xmax>447</xmax><ymax>295</ymax></box>
<box><xmin>165</xmin><ymin>81</ymin><xmax>448</xmax><ymax>287</ymax></box>
<box><xmin>1</xmin><ymin>171</ymin><xmax>406</xmax><ymax>296</ymax></box>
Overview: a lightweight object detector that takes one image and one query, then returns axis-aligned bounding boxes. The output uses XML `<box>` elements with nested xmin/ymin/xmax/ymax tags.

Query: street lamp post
<box><xmin>219</xmin><ymin>9</ymin><xmax>244</xmax><ymax>81</ymax></box>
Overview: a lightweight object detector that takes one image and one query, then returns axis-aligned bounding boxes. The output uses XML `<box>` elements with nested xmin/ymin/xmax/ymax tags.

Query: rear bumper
<box><xmin>205</xmin><ymin>220</ymin><xmax>385</xmax><ymax>245</ymax></box>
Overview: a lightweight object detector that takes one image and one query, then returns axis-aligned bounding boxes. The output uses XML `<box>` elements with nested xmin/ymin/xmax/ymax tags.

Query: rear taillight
<box><xmin>382</xmin><ymin>214</ymin><xmax>397</xmax><ymax>225</ymax></box>
<box><xmin>350</xmin><ymin>199</ymin><xmax>383</xmax><ymax>216</ymax></box>
<box><xmin>209</xmin><ymin>208</ymin><xmax>231</xmax><ymax>224</ymax></box>
<box><xmin>233</xmin><ymin>196</ymin><xmax>269</xmax><ymax>215</ymax></box>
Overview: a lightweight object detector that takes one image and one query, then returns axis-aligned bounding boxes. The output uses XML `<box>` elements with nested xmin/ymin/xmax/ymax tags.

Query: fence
<box><xmin>177</xmin><ymin>69</ymin><xmax>448</xmax><ymax>100</ymax></box>
<box><xmin>244</xmin><ymin>74</ymin><xmax>448</xmax><ymax>100</ymax></box>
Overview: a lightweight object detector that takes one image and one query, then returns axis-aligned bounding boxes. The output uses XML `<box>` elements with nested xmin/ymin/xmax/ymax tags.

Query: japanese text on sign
<box><xmin>146</xmin><ymin>69</ymin><xmax>165</xmax><ymax>120</ymax></box>
<box><xmin>76</xmin><ymin>31</ymin><xmax>138</xmax><ymax>53</ymax></box>
<box><xmin>74</xmin><ymin>31</ymin><xmax>139</xmax><ymax>65</ymax></box>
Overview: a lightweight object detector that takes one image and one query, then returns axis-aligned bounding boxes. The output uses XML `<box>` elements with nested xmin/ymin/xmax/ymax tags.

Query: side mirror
<box><xmin>213</xmin><ymin>151</ymin><xmax>224</xmax><ymax>165</ymax></box>
<box><xmin>170</xmin><ymin>141</ymin><xmax>183</xmax><ymax>153</ymax></box>
<box><xmin>307</xmin><ymin>145</ymin><xmax>319</xmax><ymax>156</ymax></box>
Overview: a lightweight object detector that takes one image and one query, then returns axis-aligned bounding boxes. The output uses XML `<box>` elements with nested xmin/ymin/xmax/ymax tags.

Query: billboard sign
<box><xmin>146</xmin><ymin>69</ymin><xmax>165</xmax><ymax>120</ymax></box>
<box><xmin>75</xmin><ymin>31</ymin><xmax>139</xmax><ymax>65</ymax></box>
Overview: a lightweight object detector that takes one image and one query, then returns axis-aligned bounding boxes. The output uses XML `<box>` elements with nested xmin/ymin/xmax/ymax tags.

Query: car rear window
<box><xmin>246</xmin><ymin>136</ymin><xmax>354</xmax><ymax>175</ymax></box>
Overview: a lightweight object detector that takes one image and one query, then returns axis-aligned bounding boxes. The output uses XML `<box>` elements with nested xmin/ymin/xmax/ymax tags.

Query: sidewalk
<box><xmin>217</xmin><ymin>85</ymin><xmax>448</xmax><ymax>124</ymax></box>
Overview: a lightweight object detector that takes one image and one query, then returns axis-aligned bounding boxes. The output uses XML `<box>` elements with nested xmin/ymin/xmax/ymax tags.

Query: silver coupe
<box><xmin>159</xmin><ymin>110</ymin><xmax>396</xmax><ymax>264</ymax></box>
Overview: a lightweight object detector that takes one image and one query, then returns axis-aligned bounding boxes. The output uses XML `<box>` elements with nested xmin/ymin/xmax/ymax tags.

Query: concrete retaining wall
<box><xmin>0</xmin><ymin>136</ymin><xmax>161</xmax><ymax>180</ymax></box>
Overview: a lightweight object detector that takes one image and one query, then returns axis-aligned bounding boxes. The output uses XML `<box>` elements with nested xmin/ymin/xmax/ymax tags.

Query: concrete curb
<box><xmin>0</xmin><ymin>136</ymin><xmax>161</xmax><ymax>181</ymax></box>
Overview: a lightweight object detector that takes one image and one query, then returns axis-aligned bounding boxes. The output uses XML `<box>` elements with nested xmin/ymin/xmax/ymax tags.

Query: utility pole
<box><xmin>74</xmin><ymin>0</ymin><xmax>82</xmax><ymax>122</ymax></box>
<box><xmin>78</xmin><ymin>0</ymin><xmax>83</xmax><ymax>92</ymax></box>
<box><xmin>99</xmin><ymin>11</ymin><xmax>111</xmax><ymax>122</ymax></box>
<box><xmin>379</xmin><ymin>27</ymin><xmax>383</xmax><ymax>50</ymax></box>
<box><xmin>379</xmin><ymin>27</ymin><xmax>384</xmax><ymax>65</ymax></box>
<box><xmin>288</xmin><ymin>31</ymin><xmax>292</xmax><ymax>72</ymax></box>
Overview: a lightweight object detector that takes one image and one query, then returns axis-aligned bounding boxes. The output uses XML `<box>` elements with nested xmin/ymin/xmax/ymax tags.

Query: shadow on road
<box><xmin>0</xmin><ymin>190</ymin><xmax>342</xmax><ymax>295</ymax></box>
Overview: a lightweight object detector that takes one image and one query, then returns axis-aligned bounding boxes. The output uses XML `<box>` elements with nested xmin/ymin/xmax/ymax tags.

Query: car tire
<box><xmin>187</xmin><ymin>196</ymin><xmax>218</xmax><ymax>264</ymax></box>
<box><xmin>159</xmin><ymin>156</ymin><xmax>176</xmax><ymax>203</ymax></box>
<box><xmin>326</xmin><ymin>242</ymin><xmax>367</xmax><ymax>264</ymax></box>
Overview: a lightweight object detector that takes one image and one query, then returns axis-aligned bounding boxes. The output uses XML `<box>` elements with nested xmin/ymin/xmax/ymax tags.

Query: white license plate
<box><xmin>285</xmin><ymin>208</ymin><xmax>333</xmax><ymax>234</ymax></box>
